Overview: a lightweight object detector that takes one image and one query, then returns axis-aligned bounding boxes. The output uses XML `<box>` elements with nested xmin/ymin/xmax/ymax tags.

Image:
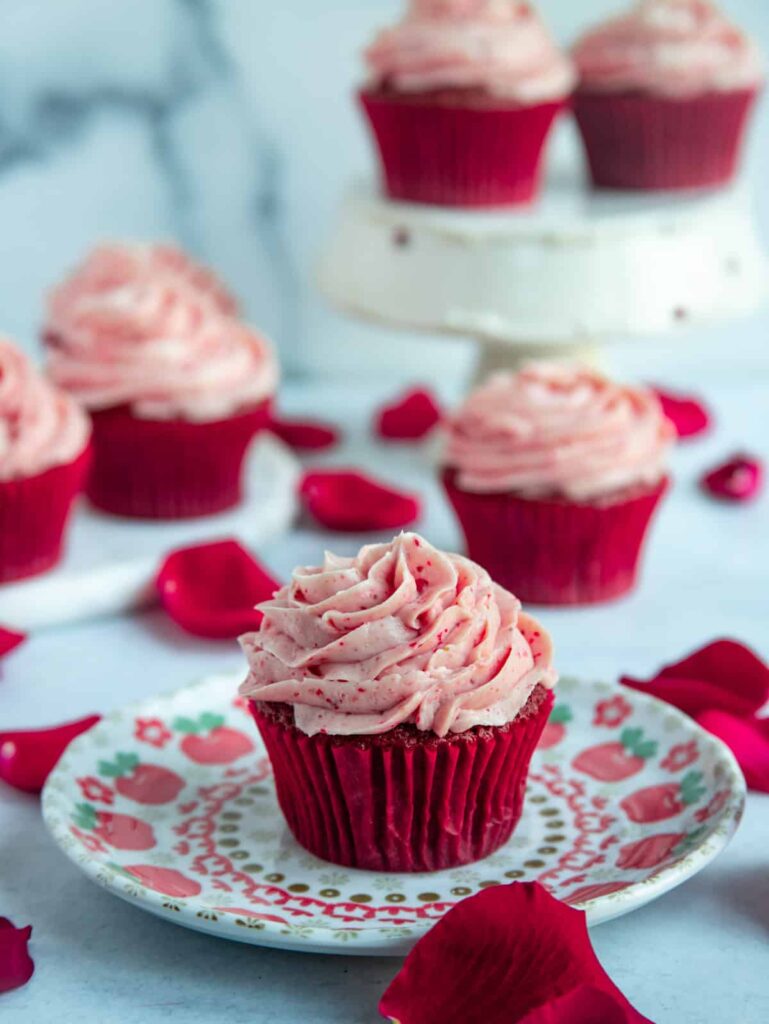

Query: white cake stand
<box><xmin>318</xmin><ymin>162</ymin><xmax>769</xmax><ymax>377</ymax></box>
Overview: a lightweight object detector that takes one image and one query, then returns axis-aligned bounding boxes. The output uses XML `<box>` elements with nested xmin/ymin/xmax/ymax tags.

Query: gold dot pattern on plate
<box><xmin>349</xmin><ymin>894</ymin><xmax>372</xmax><ymax>903</ymax></box>
<box><xmin>386</xmin><ymin>893</ymin><xmax>406</xmax><ymax>903</ymax></box>
<box><xmin>288</xmin><ymin>883</ymin><xmax>309</xmax><ymax>893</ymax></box>
<box><xmin>319</xmin><ymin>888</ymin><xmax>340</xmax><ymax>898</ymax></box>
<box><xmin>417</xmin><ymin>893</ymin><xmax>439</xmax><ymax>902</ymax></box>
<box><xmin>265</xmin><ymin>872</ymin><xmax>284</xmax><ymax>883</ymax></box>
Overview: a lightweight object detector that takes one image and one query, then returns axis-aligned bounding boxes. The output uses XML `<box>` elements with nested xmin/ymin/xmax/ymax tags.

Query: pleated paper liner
<box><xmin>249</xmin><ymin>686</ymin><xmax>553</xmax><ymax>873</ymax></box>
<box><xmin>0</xmin><ymin>444</ymin><xmax>91</xmax><ymax>583</ymax></box>
<box><xmin>573</xmin><ymin>87</ymin><xmax>759</xmax><ymax>191</ymax></box>
<box><xmin>443</xmin><ymin>470</ymin><xmax>669</xmax><ymax>606</ymax></box>
<box><xmin>86</xmin><ymin>400</ymin><xmax>272</xmax><ymax>519</ymax></box>
<box><xmin>359</xmin><ymin>88</ymin><xmax>566</xmax><ymax>207</ymax></box>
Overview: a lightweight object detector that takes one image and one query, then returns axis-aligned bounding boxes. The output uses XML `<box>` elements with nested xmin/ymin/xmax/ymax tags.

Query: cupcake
<box><xmin>572</xmin><ymin>0</ymin><xmax>764</xmax><ymax>191</ymax></box>
<box><xmin>44</xmin><ymin>243</ymin><xmax>279</xmax><ymax>519</ymax></box>
<box><xmin>0</xmin><ymin>337</ymin><xmax>91</xmax><ymax>583</ymax></box>
<box><xmin>360</xmin><ymin>1</ymin><xmax>575</xmax><ymax>207</ymax></box>
<box><xmin>240</xmin><ymin>531</ymin><xmax>556</xmax><ymax>872</ymax></box>
<box><xmin>442</xmin><ymin>363</ymin><xmax>673</xmax><ymax>606</ymax></box>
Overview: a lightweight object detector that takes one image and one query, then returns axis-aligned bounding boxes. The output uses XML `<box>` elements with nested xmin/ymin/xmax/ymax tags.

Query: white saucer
<box><xmin>42</xmin><ymin>672</ymin><xmax>744</xmax><ymax>957</ymax></box>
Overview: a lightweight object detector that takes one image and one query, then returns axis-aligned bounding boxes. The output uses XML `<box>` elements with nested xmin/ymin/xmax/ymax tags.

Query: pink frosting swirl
<box><xmin>239</xmin><ymin>532</ymin><xmax>556</xmax><ymax>738</ymax></box>
<box><xmin>45</xmin><ymin>243</ymin><xmax>278</xmax><ymax>422</ymax></box>
<box><xmin>444</xmin><ymin>363</ymin><xmax>673</xmax><ymax>499</ymax></box>
<box><xmin>365</xmin><ymin>1</ymin><xmax>575</xmax><ymax>104</ymax></box>
<box><xmin>573</xmin><ymin>0</ymin><xmax>763</xmax><ymax>97</ymax></box>
<box><xmin>0</xmin><ymin>336</ymin><xmax>90</xmax><ymax>481</ymax></box>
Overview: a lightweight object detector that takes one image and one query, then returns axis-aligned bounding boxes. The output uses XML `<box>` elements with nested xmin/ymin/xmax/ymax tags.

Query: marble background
<box><xmin>0</xmin><ymin>0</ymin><xmax>767</xmax><ymax>385</ymax></box>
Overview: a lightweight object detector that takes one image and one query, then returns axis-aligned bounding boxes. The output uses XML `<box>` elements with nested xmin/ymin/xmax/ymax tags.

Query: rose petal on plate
<box><xmin>378</xmin><ymin>883</ymin><xmax>652</xmax><ymax>1024</ymax></box>
<box><xmin>299</xmin><ymin>470</ymin><xmax>421</xmax><ymax>532</ymax></box>
<box><xmin>700</xmin><ymin>454</ymin><xmax>763</xmax><ymax>502</ymax></box>
<box><xmin>621</xmin><ymin>639</ymin><xmax>769</xmax><ymax>719</ymax></box>
<box><xmin>696</xmin><ymin>710</ymin><xmax>769</xmax><ymax>793</ymax></box>
<box><xmin>156</xmin><ymin>539</ymin><xmax>280</xmax><ymax>639</ymax></box>
<box><xmin>268</xmin><ymin>415</ymin><xmax>340</xmax><ymax>451</ymax></box>
<box><xmin>0</xmin><ymin>627</ymin><xmax>25</xmax><ymax>659</ymax></box>
<box><xmin>649</xmin><ymin>386</ymin><xmax>711</xmax><ymax>440</ymax></box>
<box><xmin>0</xmin><ymin>918</ymin><xmax>34</xmax><ymax>994</ymax></box>
<box><xmin>0</xmin><ymin>715</ymin><xmax>101</xmax><ymax>794</ymax></box>
<box><xmin>374</xmin><ymin>387</ymin><xmax>442</xmax><ymax>440</ymax></box>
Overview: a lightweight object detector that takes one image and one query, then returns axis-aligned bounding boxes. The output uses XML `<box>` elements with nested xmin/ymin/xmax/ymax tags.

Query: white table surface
<box><xmin>2</xmin><ymin>379</ymin><xmax>768</xmax><ymax>1024</ymax></box>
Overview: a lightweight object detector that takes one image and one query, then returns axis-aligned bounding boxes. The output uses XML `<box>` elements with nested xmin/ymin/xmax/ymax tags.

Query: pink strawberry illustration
<box><xmin>98</xmin><ymin>752</ymin><xmax>185</xmax><ymax>805</ymax></box>
<box><xmin>620</xmin><ymin>771</ymin><xmax>706</xmax><ymax>824</ymax></box>
<box><xmin>564</xmin><ymin>881</ymin><xmax>632</xmax><ymax>904</ymax></box>
<box><xmin>173</xmin><ymin>713</ymin><xmax>254</xmax><ymax>765</ymax></box>
<box><xmin>72</xmin><ymin>803</ymin><xmax>156</xmax><ymax>851</ymax></box>
<box><xmin>616</xmin><ymin>827</ymin><xmax>705</xmax><ymax>870</ymax></box>
<box><xmin>572</xmin><ymin>727</ymin><xmax>657</xmax><ymax>782</ymax></box>
<box><xmin>123</xmin><ymin>865</ymin><xmax>202</xmax><ymax>898</ymax></box>
<box><xmin>538</xmin><ymin>703</ymin><xmax>572</xmax><ymax>750</ymax></box>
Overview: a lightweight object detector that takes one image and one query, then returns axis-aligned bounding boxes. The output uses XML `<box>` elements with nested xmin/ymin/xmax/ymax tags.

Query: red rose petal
<box><xmin>700</xmin><ymin>453</ymin><xmax>763</xmax><ymax>502</ymax></box>
<box><xmin>268</xmin><ymin>414</ymin><xmax>340</xmax><ymax>451</ymax></box>
<box><xmin>0</xmin><ymin>627</ymin><xmax>25</xmax><ymax>659</ymax></box>
<box><xmin>650</xmin><ymin>386</ymin><xmax>711</xmax><ymax>440</ymax></box>
<box><xmin>695</xmin><ymin>711</ymin><xmax>769</xmax><ymax>793</ymax></box>
<box><xmin>375</xmin><ymin>387</ymin><xmax>442</xmax><ymax>440</ymax></box>
<box><xmin>156</xmin><ymin>539</ymin><xmax>280</xmax><ymax>639</ymax></box>
<box><xmin>0</xmin><ymin>715</ymin><xmax>101</xmax><ymax>794</ymax></box>
<box><xmin>0</xmin><ymin>918</ymin><xmax>34</xmax><ymax>994</ymax></box>
<box><xmin>621</xmin><ymin>639</ymin><xmax>769</xmax><ymax>719</ymax></box>
<box><xmin>378</xmin><ymin>883</ymin><xmax>652</xmax><ymax>1024</ymax></box>
<box><xmin>520</xmin><ymin>986</ymin><xmax>643</xmax><ymax>1024</ymax></box>
<box><xmin>299</xmin><ymin>470</ymin><xmax>421</xmax><ymax>532</ymax></box>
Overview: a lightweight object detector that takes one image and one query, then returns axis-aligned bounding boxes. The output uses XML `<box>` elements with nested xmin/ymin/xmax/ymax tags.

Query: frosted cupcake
<box><xmin>572</xmin><ymin>0</ymin><xmax>764</xmax><ymax>190</ymax></box>
<box><xmin>0</xmin><ymin>337</ymin><xmax>90</xmax><ymax>582</ymax></box>
<box><xmin>240</xmin><ymin>532</ymin><xmax>556</xmax><ymax>871</ymax></box>
<box><xmin>361</xmin><ymin>1</ymin><xmax>575</xmax><ymax>206</ymax></box>
<box><xmin>442</xmin><ymin>363</ymin><xmax>673</xmax><ymax>605</ymax></box>
<box><xmin>44</xmin><ymin>243</ymin><xmax>278</xmax><ymax>519</ymax></box>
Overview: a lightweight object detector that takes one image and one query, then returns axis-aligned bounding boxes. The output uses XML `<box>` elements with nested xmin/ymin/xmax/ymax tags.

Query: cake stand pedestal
<box><xmin>318</xmin><ymin>167</ymin><xmax>768</xmax><ymax>376</ymax></box>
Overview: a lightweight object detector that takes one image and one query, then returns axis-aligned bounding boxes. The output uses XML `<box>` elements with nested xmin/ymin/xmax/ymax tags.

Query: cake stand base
<box><xmin>319</xmin><ymin>168</ymin><xmax>768</xmax><ymax>359</ymax></box>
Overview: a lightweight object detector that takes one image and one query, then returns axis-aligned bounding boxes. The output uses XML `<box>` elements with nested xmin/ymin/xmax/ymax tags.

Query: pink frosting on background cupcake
<box><xmin>573</xmin><ymin>0</ymin><xmax>763</xmax><ymax>97</ymax></box>
<box><xmin>0</xmin><ymin>337</ymin><xmax>90</xmax><ymax>481</ymax></box>
<box><xmin>45</xmin><ymin>243</ymin><xmax>278</xmax><ymax>422</ymax></box>
<box><xmin>240</xmin><ymin>532</ymin><xmax>556</xmax><ymax>737</ymax></box>
<box><xmin>365</xmin><ymin>0</ymin><xmax>575</xmax><ymax>103</ymax></box>
<box><xmin>444</xmin><ymin>363</ymin><xmax>673</xmax><ymax>500</ymax></box>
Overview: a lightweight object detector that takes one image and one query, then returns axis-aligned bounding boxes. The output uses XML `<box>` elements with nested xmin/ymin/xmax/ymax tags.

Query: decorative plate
<box><xmin>42</xmin><ymin>673</ymin><xmax>745</xmax><ymax>956</ymax></box>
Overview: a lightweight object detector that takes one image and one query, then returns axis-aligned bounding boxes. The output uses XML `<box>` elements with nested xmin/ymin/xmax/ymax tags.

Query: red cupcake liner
<box><xmin>0</xmin><ymin>445</ymin><xmax>91</xmax><ymax>584</ymax></box>
<box><xmin>249</xmin><ymin>686</ymin><xmax>553</xmax><ymax>872</ymax></box>
<box><xmin>573</xmin><ymin>87</ymin><xmax>759</xmax><ymax>191</ymax></box>
<box><xmin>359</xmin><ymin>89</ymin><xmax>566</xmax><ymax>207</ymax></box>
<box><xmin>86</xmin><ymin>401</ymin><xmax>272</xmax><ymax>519</ymax></box>
<box><xmin>443</xmin><ymin>470</ymin><xmax>669</xmax><ymax>606</ymax></box>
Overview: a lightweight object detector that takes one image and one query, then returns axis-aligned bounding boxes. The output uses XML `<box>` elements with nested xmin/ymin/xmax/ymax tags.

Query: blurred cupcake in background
<box><xmin>0</xmin><ymin>337</ymin><xmax>90</xmax><ymax>582</ymax></box>
<box><xmin>360</xmin><ymin>1</ymin><xmax>575</xmax><ymax>207</ymax></box>
<box><xmin>442</xmin><ymin>363</ymin><xmax>673</xmax><ymax>606</ymax></box>
<box><xmin>572</xmin><ymin>0</ymin><xmax>764</xmax><ymax>191</ymax></box>
<box><xmin>241</xmin><ymin>531</ymin><xmax>557</xmax><ymax>871</ymax></box>
<box><xmin>44</xmin><ymin>243</ymin><xmax>278</xmax><ymax>520</ymax></box>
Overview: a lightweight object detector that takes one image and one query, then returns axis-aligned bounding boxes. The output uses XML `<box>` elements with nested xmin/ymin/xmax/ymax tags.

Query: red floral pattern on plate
<box><xmin>593</xmin><ymin>696</ymin><xmax>632</xmax><ymax>729</ymax></box>
<box><xmin>661</xmin><ymin>741</ymin><xmax>699</xmax><ymax>773</ymax></box>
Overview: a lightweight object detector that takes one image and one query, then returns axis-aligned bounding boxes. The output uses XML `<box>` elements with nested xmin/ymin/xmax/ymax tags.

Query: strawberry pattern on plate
<box><xmin>42</xmin><ymin>672</ymin><xmax>745</xmax><ymax>956</ymax></box>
